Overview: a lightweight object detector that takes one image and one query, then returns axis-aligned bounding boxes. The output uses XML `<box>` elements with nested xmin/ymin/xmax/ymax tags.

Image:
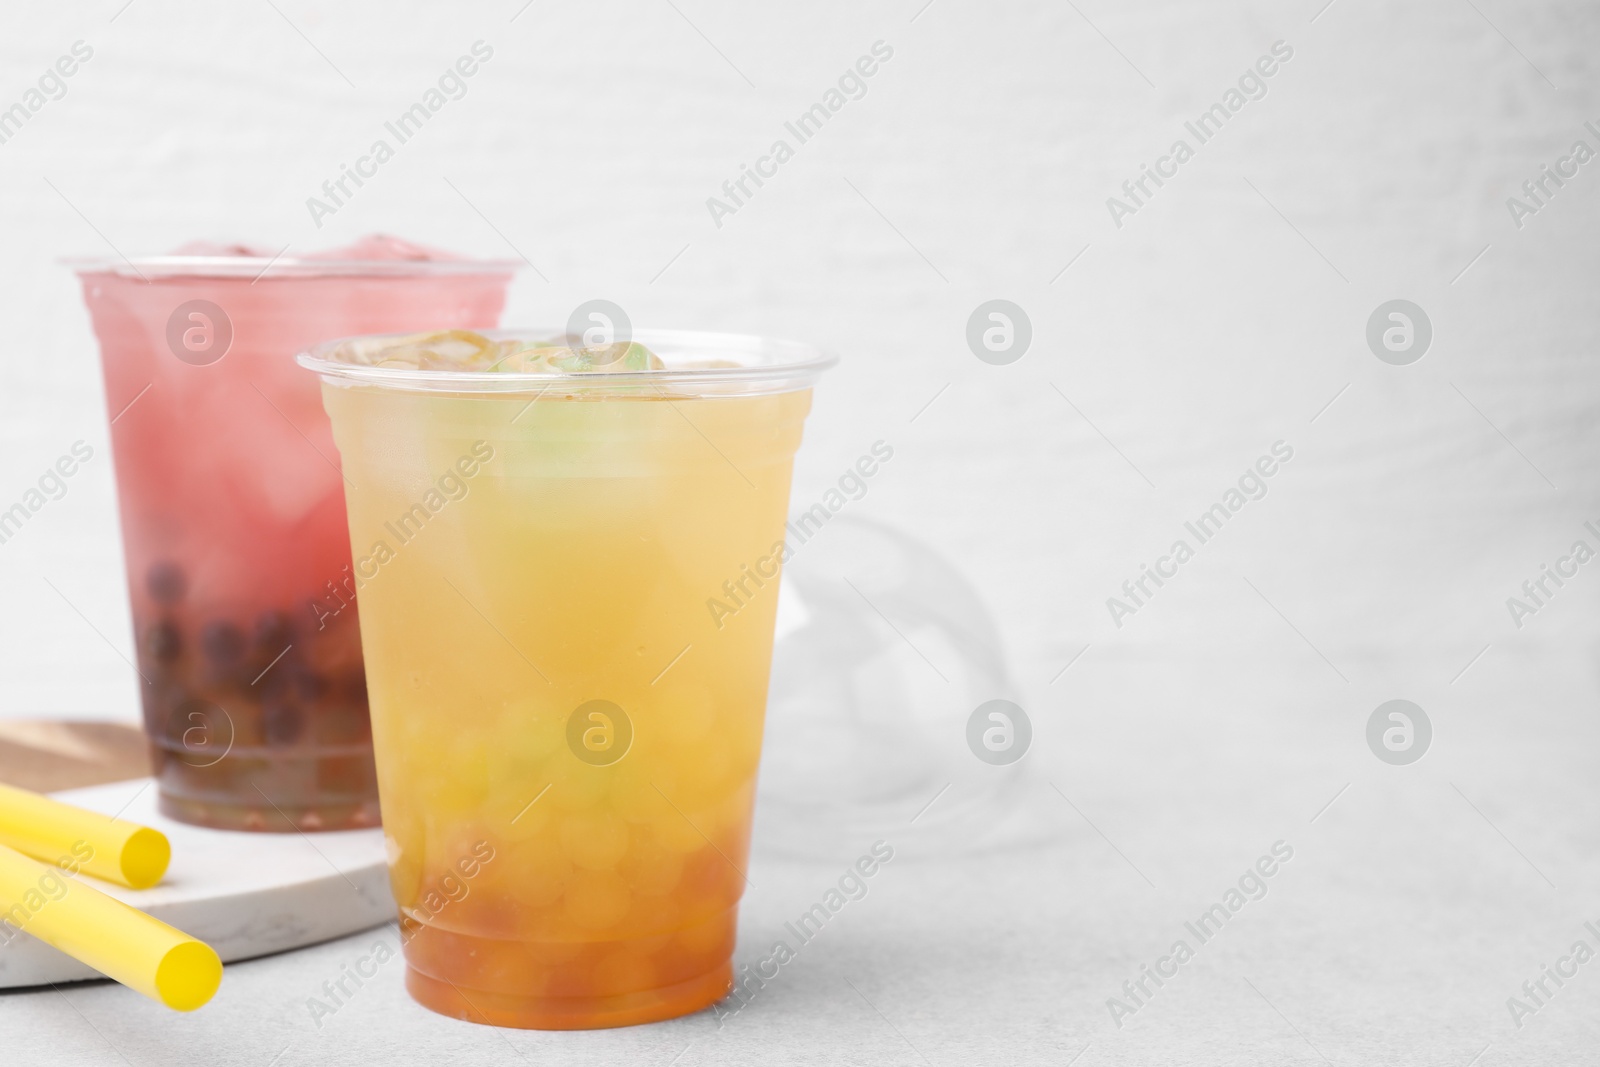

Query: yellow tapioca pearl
<box><xmin>593</xmin><ymin>949</ymin><xmax>655</xmax><ymax>995</ymax></box>
<box><xmin>489</xmin><ymin>704</ymin><xmax>563</xmax><ymax>783</ymax></box>
<box><xmin>674</xmin><ymin>906</ymin><xmax>732</xmax><ymax>953</ymax></box>
<box><xmin>562</xmin><ymin>870</ymin><xmax>631</xmax><ymax>931</ymax></box>
<box><xmin>504</xmin><ymin>843</ymin><xmax>571</xmax><ymax>908</ymax></box>
<box><xmin>513</xmin><ymin>700</ymin><xmax>565</xmax><ymax>752</ymax></box>
<box><xmin>651</xmin><ymin>804</ymin><xmax>719</xmax><ymax>854</ymax></box>
<box><xmin>501</xmin><ymin>789</ymin><xmax>554</xmax><ymax>843</ymax></box>
<box><xmin>652</xmin><ymin>787</ymin><xmax>751</xmax><ymax>859</ymax></box>
<box><xmin>545</xmin><ymin>758</ymin><xmax>611</xmax><ymax>812</ymax></box>
<box><xmin>420</xmin><ymin>731</ymin><xmax>490</xmax><ymax>811</ymax></box>
<box><xmin>559</xmin><ymin>812</ymin><xmax>631</xmax><ymax>871</ymax></box>
<box><xmin>606</xmin><ymin>760</ymin><xmax>684</xmax><ymax>824</ymax></box>
<box><xmin>488</xmin><ymin>752</ymin><xmax>557</xmax><ymax>834</ymax></box>
<box><xmin>625</xmin><ymin>895</ymin><xmax>689</xmax><ymax>941</ymax></box>
<box><xmin>616</xmin><ymin>834</ymin><xmax>683</xmax><ymax>897</ymax></box>
<box><xmin>526</xmin><ymin>938</ymin><xmax>587</xmax><ymax>965</ymax></box>
<box><xmin>669</xmin><ymin>734</ymin><xmax>735</xmax><ymax>798</ymax></box>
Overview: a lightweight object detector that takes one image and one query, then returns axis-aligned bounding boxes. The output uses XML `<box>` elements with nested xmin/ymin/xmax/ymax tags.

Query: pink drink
<box><xmin>74</xmin><ymin>237</ymin><xmax>515</xmax><ymax>830</ymax></box>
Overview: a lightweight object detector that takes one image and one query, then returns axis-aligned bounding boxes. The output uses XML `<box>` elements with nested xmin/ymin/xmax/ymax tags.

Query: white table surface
<box><xmin>8</xmin><ymin>641</ymin><xmax>1600</xmax><ymax>1066</ymax></box>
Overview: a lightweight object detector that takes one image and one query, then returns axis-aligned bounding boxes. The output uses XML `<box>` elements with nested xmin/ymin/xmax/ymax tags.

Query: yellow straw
<box><xmin>0</xmin><ymin>781</ymin><xmax>169</xmax><ymax>889</ymax></box>
<box><xmin>0</xmin><ymin>842</ymin><xmax>220</xmax><ymax>1010</ymax></box>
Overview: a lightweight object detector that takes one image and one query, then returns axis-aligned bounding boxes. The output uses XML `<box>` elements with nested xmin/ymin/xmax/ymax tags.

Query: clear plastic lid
<box><xmin>65</xmin><ymin>235</ymin><xmax>521</xmax><ymax>279</ymax></box>
<box><xmin>297</xmin><ymin>328</ymin><xmax>838</xmax><ymax>398</ymax></box>
<box><xmin>66</xmin><ymin>256</ymin><xmax>523</xmax><ymax>279</ymax></box>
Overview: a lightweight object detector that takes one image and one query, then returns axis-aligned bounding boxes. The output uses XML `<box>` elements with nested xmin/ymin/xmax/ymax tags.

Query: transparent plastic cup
<box><xmin>72</xmin><ymin>245</ymin><xmax>516</xmax><ymax>831</ymax></box>
<box><xmin>298</xmin><ymin>329</ymin><xmax>833</xmax><ymax>1028</ymax></box>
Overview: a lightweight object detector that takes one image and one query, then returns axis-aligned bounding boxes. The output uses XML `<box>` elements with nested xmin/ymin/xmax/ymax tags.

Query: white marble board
<box><xmin>0</xmin><ymin>779</ymin><xmax>391</xmax><ymax>988</ymax></box>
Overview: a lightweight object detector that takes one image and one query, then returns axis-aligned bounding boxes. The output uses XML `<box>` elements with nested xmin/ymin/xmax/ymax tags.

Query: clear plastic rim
<box><xmin>296</xmin><ymin>328</ymin><xmax>839</xmax><ymax>397</ymax></box>
<box><xmin>65</xmin><ymin>256</ymin><xmax>523</xmax><ymax>279</ymax></box>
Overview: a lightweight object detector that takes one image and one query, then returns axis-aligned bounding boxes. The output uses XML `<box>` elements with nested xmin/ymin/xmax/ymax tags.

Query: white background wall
<box><xmin>1</xmin><ymin>2</ymin><xmax>1598</xmax><ymax>1063</ymax></box>
<box><xmin>3</xmin><ymin>1</ymin><xmax>1598</xmax><ymax>716</ymax></box>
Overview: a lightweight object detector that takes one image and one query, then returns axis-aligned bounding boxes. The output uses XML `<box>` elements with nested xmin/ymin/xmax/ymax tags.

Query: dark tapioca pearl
<box><xmin>292</xmin><ymin>669</ymin><xmax>329</xmax><ymax>704</ymax></box>
<box><xmin>164</xmin><ymin>700</ymin><xmax>195</xmax><ymax>743</ymax></box>
<box><xmin>263</xmin><ymin>701</ymin><xmax>304</xmax><ymax>747</ymax></box>
<box><xmin>258</xmin><ymin>659</ymin><xmax>295</xmax><ymax>699</ymax></box>
<box><xmin>200</xmin><ymin>621</ymin><xmax>246</xmax><ymax>666</ymax></box>
<box><xmin>254</xmin><ymin>610</ymin><xmax>294</xmax><ymax>651</ymax></box>
<box><xmin>169</xmin><ymin>697</ymin><xmax>232</xmax><ymax>753</ymax></box>
<box><xmin>339</xmin><ymin>668</ymin><xmax>368</xmax><ymax>706</ymax></box>
<box><xmin>144</xmin><ymin>620</ymin><xmax>182</xmax><ymax>663</ymax></box>
<box><xmin>146</xmin><ymin>561</ymin><xmax>187</xmax><ymax>605</ymax></box>
<box><xmin>318</xmin><ymin>705</ymin><xmax>371</xmax><ymax>745</ymax></box>
<box><xmin>316</xmin><ymin>752</ymin><xmax>378</xmax><ymax>795</ymax></box>
<box><xmin>144</xmin><ymin>679</ymin><xmax>187</xmax><ymax>720</ymax></box>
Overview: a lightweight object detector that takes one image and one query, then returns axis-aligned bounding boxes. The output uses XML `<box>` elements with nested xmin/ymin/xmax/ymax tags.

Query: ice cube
<box><xmin>328</xmin><ymin>333</ymin><xmax>665</xmax><ymax>374</ymax></box>
<box><xmin>303</xmin><ymin>234</ymin><xmax>458</xmax><ymax>262</ymax></box>
<box><xmin>490</xmin><ymin>345</ymin><xmax>569</xmax><ymax>373</ymax></box>
<box><xmin>544</xmin><ymin>342</ymin><xmax>664</xmax><ymax>373</ymax></box>
<box><xmin>412</xmin><ymin>329</ymin><xmax>492</xmax><ymax>363</ymax></box>
<box><xmin>582</xmin><ymin>342</ymin><xmax>663</xmax><ymax>371</ymax></box>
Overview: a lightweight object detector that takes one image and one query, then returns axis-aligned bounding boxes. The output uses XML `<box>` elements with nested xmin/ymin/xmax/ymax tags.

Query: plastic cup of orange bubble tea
<box><xmin>299</xmin><ymin>326</ymin><xmax>834</xmax><ymax>1028</ymax></box>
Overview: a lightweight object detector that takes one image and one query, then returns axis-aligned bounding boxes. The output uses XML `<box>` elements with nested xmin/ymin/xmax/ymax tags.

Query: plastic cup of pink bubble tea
<box><xmin>70</xmin><ymin>236</ymin><xmax>517</xmax><ymax>831</ymax></box>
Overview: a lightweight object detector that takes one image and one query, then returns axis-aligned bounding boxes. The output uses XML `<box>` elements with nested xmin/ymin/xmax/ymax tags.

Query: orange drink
<box><xmin>300</xmin><ymin>329</ymin><xmax>832</xmax><ymax>1028</ymax></box>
